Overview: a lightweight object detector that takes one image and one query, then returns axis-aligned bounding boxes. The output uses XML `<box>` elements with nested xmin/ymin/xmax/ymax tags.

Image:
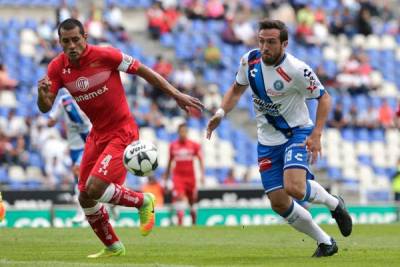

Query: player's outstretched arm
<box><xmin>135</xmin><ymin>65</ymin><xmax>203</xmax><ymax>113</ymax></box>
<box><xmin>305</xmin><ymin>92</ymin><xmax>331</xmax><ymax>164</ymax></box>
<box><xmin>37</xmin><ymin>76</ymin><xmax>56</xmax><ymax>113</ymax></box>
<box><xmin>206</xmin><ymin>82</ymin><xmax>247</xmax><ymax>139</ymax></box>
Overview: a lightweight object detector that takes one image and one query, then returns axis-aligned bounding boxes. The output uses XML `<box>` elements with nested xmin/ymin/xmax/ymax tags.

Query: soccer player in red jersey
<box><xmin>37</xmin><ymin>19</ymin><xmax>203</xmax><ymax>258</ymax></box>
<box><xmin>163</xmin><ymin>122</ymin><xmax>205</xmax><ymax>226</ymax></box>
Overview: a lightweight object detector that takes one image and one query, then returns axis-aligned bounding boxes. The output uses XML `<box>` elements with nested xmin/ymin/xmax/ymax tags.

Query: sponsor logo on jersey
<box><xmin>74</xmin><ymin>85</ymin><xmax>109</xmax><ymax>103</ymax></box>
<box><xmin>266</xmin><ymin>89</ymin><xmax>285</xmax><ymax>97</ymax></box>
<box><xmin>253</xmin><ymin>96</ymin><xmax>281</xmax><ymax>116</ymax></box>
<box><xmin>75</xmin><ymin>77</ymin><xmax>90</xmax><ymax>92</ymax></box>
<box><xmin>303</xmin><ymin>68</ymin><xmax>320</xmax><ymax>93</ymax></box>
<box><xmin>276</xmin><ymin>67</ymin><xmax>291</xmax><ymax>82</ymax></box>
<box><xmin>273</xmin><ymin>80</ymin><xmax>284</xmax><ymax>91</ymax></box>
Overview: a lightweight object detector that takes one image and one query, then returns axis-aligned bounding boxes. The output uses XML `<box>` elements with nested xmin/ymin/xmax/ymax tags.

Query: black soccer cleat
<box><xmin>331</xmin><ymin>195</ymin><xmax>353</xmax><ymax>237</ymax></box>
<box><xmin>312</xmin><ymin>238</ymin><xmax>338</xmax><ymax>257</ymax></box>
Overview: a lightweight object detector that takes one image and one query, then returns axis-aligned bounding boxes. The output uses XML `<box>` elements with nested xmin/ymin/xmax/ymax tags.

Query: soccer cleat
<box><xmin>331</xmin><ymin>196</ymin><xmax>353</xmax><ymax>237</ymax></box>
<box><xmin>87</xmin><ymin>244</ymin><xmax>126</xmax><ymax>258</ymax></box>
<box><xmin>0</xmin><ymin>192</ymin><xmax>5</xmax><ymax>222</ymax></box>
<box><xmin>139</xmin><ymin>193</ymin><xmax>155</xmax><ymax>236</ymax></box>
<box><xmin>312</xmin><ymin>238</ymin><xmax>338</xmax><ymax>257</ymax></box>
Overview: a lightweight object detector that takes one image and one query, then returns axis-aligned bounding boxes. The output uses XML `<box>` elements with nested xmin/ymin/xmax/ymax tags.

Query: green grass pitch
<box><xmin>1</xmin><ymin>225</ymin><xmax>400</xmax><ymax>267</ymax></box>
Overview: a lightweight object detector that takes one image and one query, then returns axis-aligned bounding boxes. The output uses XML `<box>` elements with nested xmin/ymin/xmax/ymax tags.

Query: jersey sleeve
<box><xmin>47</xmin><ymin>60</ymin><xmax>63</xmax><ymax>95</ymax></box>
<box><xmin>235</xmin><ymin>52</ymin><xmax>250</xmax><ymax>86</ymax></box>
<box><xmin>294</xmin><ymin>63</ymin><xmax>325</xmax><ymax>99</ymax></box>
<box><xmin>102</xmin><ymin>46</ymin><xmax>141</xmax><ymax>74</ymax></box>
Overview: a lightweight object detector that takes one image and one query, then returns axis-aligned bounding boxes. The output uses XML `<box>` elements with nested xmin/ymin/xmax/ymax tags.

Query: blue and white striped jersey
<box><xmin>49</xmin><ymin>93</ymin><xmax>92</xmax><ymax>150</ymax></box>
<box><xmin>236</xmin><ymin>50</ymin><xmax>325</xmax><ymax>146</ymax></box>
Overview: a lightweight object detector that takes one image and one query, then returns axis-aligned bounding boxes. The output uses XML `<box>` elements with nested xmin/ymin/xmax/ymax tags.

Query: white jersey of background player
<box><xmin>207</xmin><ymin>19</ymin><xmax>352</xmax><ymax>257</ymax></box>
<box><xmin>48</xmin><ymin>89</ymin><xmax>91</xmax><ymax>223</ymax></box>
<box><xmin>49</xmin><ymin>90</ymin><xmax>91</xmax><ymax>152</ymax></box>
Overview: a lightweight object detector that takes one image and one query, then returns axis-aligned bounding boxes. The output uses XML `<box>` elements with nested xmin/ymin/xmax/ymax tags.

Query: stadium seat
<box><xmin>8</xmin><ymin>165</ymin><xmax>27</xmax><ymax>182</ymax></box>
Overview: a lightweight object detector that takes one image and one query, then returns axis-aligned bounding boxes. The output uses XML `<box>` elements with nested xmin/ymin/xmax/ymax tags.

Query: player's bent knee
<box><xmin>86</xmin><ymin>184</ymin><xmax>104</xmax><ymax>200</ymax></box>
<box><xmin>270</xmin><ymin>201</ymin><xmax>290</xmax><ymax>215</ymax></box>
<box><xmin>284</xmin><ymin>185</ymin><xmax>304</xmax><ymax>200</ymax></box>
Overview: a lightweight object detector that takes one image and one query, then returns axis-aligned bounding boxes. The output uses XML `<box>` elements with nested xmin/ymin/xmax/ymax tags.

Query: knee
<box><xmin>270</xmin><ymin>199</ymin><xmax>291</xmax><ymax>215</ymax></box>
<box><xmin>85</xmin><ymin>182</ymin><xmax>104</xmax><ymax>200</ymax></box>
<box><xmin>284</xmin><ymin>183</ymin><xmax>304</xmax><ymax>200</ymax></box>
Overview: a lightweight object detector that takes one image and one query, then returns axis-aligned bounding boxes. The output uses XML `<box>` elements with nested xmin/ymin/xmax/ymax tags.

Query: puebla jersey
<box><xmin>47</xmin><ymin>45</ymin><xmax>140</xmax><ymax>134</ymax></box>
<box><xmin>49</xmin><ymin>93</ymin><xmax>91</xmax><ymax>150</ymax></box>
<box><xmin>236</xmin><ymin>50</ymin><xmax>325</xmax><ymax>146</ymax></box>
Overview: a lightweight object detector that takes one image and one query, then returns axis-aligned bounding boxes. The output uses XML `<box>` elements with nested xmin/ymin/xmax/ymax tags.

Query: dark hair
<box><xmin>258</xmin><ymin>19</ymin><xmax>288</xmax><ymax>43</ymax></box>
<box><xmin>58</xmin><ymin>18</ymin><xmax>85</xmax><ymax>37</ymax></box>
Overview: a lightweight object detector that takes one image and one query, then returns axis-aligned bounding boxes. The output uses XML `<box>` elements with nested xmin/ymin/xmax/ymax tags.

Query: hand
<box><xmin>304</xmin><ymin>132</ymin><xmax>322</xmax><ymax>164</ymax></box>
<box><xmin>206</xmin><ymin>114</ymin><xmax>222</xmax><ymax>139</ymax></box>
<box><xmin>38</xmin><ymin>76</ymin><xmax>52</xmax><ymax>97</ymax></box>
<box><xmin>174</xmin><ymin>92</ymin><xmax>204</xmax><ymax>113</ymax></box>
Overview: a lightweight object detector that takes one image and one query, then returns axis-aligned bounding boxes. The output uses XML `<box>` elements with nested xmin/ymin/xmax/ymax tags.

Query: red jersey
<box><xmin>169</xmin><ymin>139</ymin><xmax>202</xmax><ymax>178</ymax></box>
<box><xmin>47</xmin><ymin>45</ymin><xmax>140</xmax><ymax>134</ymax></box>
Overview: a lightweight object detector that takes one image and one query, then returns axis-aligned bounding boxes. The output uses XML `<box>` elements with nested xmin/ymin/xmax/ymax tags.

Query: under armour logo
<box><xmin>250</xmin><ymin>68</ymin><xmax>258</xmax><ymax>77</ymax></box>
<box><xmin>62</xmin><ymin>68</ymin><xmax>71</xmax><ymax>74</ymax></box>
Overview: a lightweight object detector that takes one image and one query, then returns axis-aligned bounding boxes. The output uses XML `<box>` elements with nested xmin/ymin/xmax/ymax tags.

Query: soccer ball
<box><xmin>123</xmin><ymin>140</ymin><xmax>158</xmax><ymax>176</ymax></box>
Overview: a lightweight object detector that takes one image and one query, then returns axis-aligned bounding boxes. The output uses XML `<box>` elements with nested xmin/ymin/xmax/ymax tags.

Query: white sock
<box><xmin>96</xmin><ymin>184</ymin><xmax>116</xmax><ymax>203</ymax></box>
<box><xmin>304</xmin><ymin>180</ymin><xmax>339</xmax><ymax>210</ymax></box>
<box><xmin>284</xmin><ymin>201</ymin><xmax>331</xmax><ymax>245</ymax></box>
<box><xmin>83</xmin><ymin>202</ymin><xmax>102</xmax><ymax>215</ymax></box>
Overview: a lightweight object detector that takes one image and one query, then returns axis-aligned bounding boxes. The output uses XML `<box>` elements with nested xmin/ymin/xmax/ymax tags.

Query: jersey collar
<box><xmin>274</xmin><ymin>53</ymin><xmax>287</xmax><ymax>67</ymax></box>
<box><xmin>63</xmin><ymin>44</ymin><xmax>92</xmax><ymax>68</ymax></box>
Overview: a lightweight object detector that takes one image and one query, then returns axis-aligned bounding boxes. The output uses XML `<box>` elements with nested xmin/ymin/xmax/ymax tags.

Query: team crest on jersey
<box><xmin>75</xmin><ymin>77</ymin><xmax>90</xmax><ymax>92</ymax></box>
<box><xmin>273</xmin><ymin>80</ymin><xmax>284</xmax><ymax>91</ymax></box>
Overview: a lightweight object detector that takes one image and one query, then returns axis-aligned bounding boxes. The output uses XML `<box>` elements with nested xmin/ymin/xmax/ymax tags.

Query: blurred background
<box><xmin>0</xmin><ymin>0</ymin><xmax>399</xmax><ymax>227</ymax></box>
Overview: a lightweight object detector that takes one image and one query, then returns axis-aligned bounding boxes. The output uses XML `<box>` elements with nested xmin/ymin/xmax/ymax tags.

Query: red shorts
<box><xmin>78</xmin><ymin>121</ymin><xmax>139</xmax><ymax>192</ymax></box>
<box><xmin>172</xmin><ymin>176</ymin><xmax>197</xmax><ymax>204</ymax></box>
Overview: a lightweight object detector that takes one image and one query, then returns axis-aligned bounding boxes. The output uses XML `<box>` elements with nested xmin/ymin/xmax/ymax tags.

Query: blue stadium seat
<box><xmin>29</xmin><ymin>152</ymin><xmax>43</xmax><ymax>168</ymax></box>
<box><xmin>327</xmin><ymin>167</ymin><xmax>342</xmax><ymax>180</ymax></box>
<box><xmin>341</xmin><ymin>128</ymin><xmax>355</xmax><ymax>142</ymax></box>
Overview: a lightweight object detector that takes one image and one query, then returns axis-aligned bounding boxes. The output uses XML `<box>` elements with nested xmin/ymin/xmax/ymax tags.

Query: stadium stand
<box><xmin>0</xmin><ymin>0</ymin><xmax>399</xmax><ymax>203</ymax></box>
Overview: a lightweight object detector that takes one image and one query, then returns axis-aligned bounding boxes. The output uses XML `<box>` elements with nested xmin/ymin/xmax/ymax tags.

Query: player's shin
<box><xmin>174</xmin><ymin>201</ymin><xmax>187</xmax><ymax>226</ymax></box>
<box><xmin>282</xmin><ymin>200</ymin><xmax>332</xmax><ymax>245</ymax></box>
<box><xmin>302</xmin><ymin>180</ymin><xmax>339</xmax><ymax>210</ymax></box>
<box><xmin>83</xmin><ymin>203</ymin><xmax>120</xmax><ymax>247</ymax></box>
<box><xmin>97</xmin><ymin>183</ymin><xmax>144</xmax><ymax>208</ymax></box>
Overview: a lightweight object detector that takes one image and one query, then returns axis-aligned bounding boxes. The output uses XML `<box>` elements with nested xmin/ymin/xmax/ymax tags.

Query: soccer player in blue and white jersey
<box><xmin>207</xmin><ymin>19</ymin><xmax>352</xmax><ymax>257</ymax></box>
<box><xmin>48</xmin><ymin>89</ymin><xmax>91</xmax><ymax>223</ymax></box>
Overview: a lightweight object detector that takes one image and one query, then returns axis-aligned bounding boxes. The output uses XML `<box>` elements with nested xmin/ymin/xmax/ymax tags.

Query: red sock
<box><xmin>190</xmin><ymin>209</ymin><xmax>197</xmax><ymax>225</ymax></box>
<box><xmin>85</xmin><ymin>204</ymin><xmax>119</xmax><ymax>247</ymax></box>
<box><xmin>177</xmin><ymin>210</ymin><xmax>184</xmax><ymax>226</ymax></box>
<box><xmin>109</xmin><ymin>184</ymin><xmax>144</xmax><ymax>208</ymax></box>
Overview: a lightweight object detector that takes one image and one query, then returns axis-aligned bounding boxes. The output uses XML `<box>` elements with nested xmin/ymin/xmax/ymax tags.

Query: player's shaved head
<box><xmin>258</xmin><ymin>19</ymin><xmax>288</xmax><ymax>43</ymax></box>
<box><xmin>58</xmin><ymin>18</ymin><xmax>85</xmax><ymax>37</ymax></box>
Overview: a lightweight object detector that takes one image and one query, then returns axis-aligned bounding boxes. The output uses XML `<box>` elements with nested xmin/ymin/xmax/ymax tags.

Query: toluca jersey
<box><xmin>47</xmin><ymin>45</ymin><xmax>140</xmax><ymax>134</ymax></box>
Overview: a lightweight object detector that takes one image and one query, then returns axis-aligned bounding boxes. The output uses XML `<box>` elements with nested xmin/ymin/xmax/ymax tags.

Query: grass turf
<box><xmin>1</xmin><ymin>224</ymin><xmax>399</xmax><ymax>267</ymax></box>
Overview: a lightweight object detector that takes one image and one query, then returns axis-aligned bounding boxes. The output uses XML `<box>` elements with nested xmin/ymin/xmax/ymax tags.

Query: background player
<box><xmin>163</xmin><ymin>122</ymin><xmax>205</xmax><ymax>226</ymax></box>
<box><xmin>37</xmin><ymin>18</ymin><xmax>203</xmax><ymax>258</ymax></box>
<box><xmin>0</xmin><ymin>192</ymin><xmax>5</xmax><ymax>222</ymax></box>
<box><xmin>206</xmin><ymin>19</ymin><xmax>352</xmax><ymax>257</ymax></box>
<box><xmin>47</xmin><ymin>89</ymin><xmax>91</xmax><ymax>223</ymax></box>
